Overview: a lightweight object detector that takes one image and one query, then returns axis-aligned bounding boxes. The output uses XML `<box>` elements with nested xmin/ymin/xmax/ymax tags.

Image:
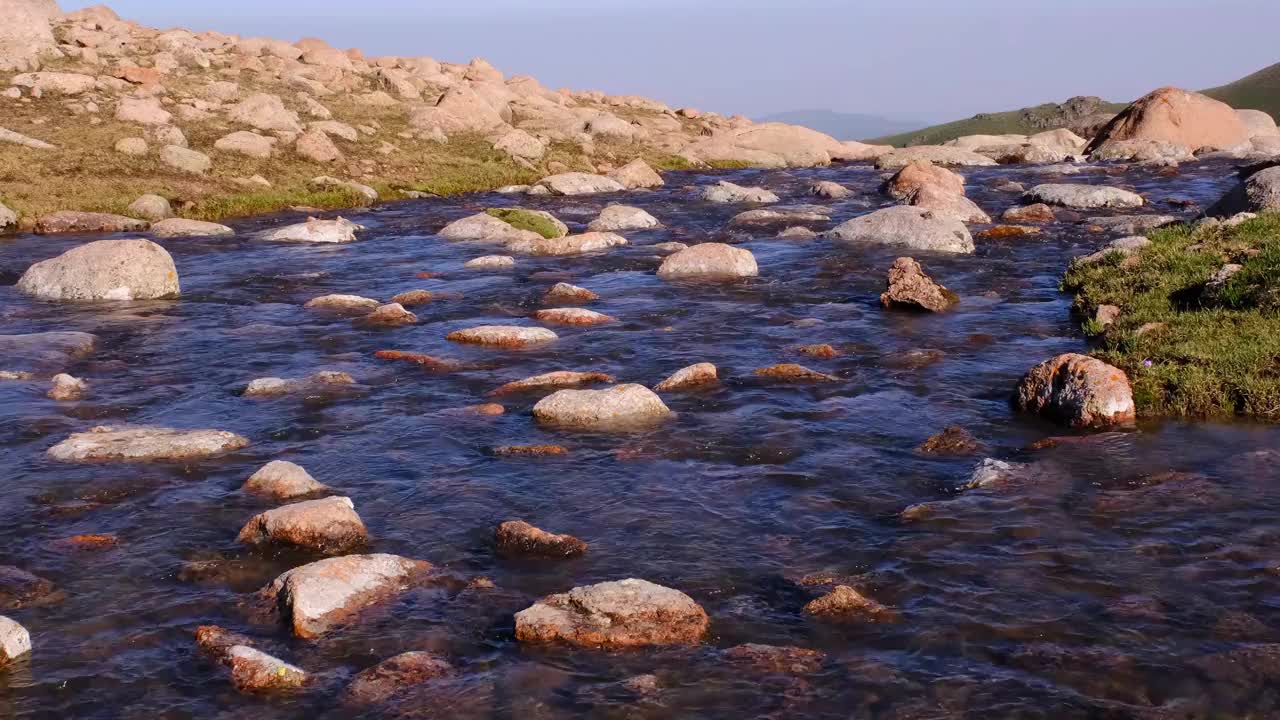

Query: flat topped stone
<box><xmin>533</xmin><ymin>384</ymin><xmax>672</xmax><ymax>430</ymax></box>
<box><xmin>47</xmin><ymin>425</ymin><xmax>250</xmax><ymax>462</ymax></box>
<box><xmin>237</xmin><ymin>496</ymin><xmax>368</xmax><ymax>553</ymax></box>
<box><xmin>260</xmin><ymin>553</ymin><xmax>431</xmax><ymax>638</ymax></box>
<box><xmin>266</xmin><ymin>217</ymin><xmax>361</xmax><ymax>243</ymax></box>
<box><xmin>534</xmin><ymin>172</ymin><xmax>626</xmax><ymax>196</ymax></box>
<box><xmin>1024</xmin><ymin>184</ymin><xmax>1144</xmax><ymax>209</ymax></box>
<box><xmin>515</xmin><ymin>578</ymin><xmax>708</xmax><ymax>648</ymax></box>
<box><xmin>446</xmin><ymin>325</ymin><xmax>558</xmax><ymax>348</ymax></box>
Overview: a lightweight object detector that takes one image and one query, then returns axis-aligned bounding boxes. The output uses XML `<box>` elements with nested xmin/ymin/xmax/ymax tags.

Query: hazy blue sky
<box><xmin>64</xmin><ymin>0</ymin><xmax>1280</xmax><ymax>122</ymax></box>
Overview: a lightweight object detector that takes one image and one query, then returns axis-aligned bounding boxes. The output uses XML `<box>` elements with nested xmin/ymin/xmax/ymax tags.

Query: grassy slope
<box><xmin>1203</xmin><ymin>62</ymin><xmax>1280</xmax><ymax>120</ymax></box>
<box><xmin>870</xmin><ymin>61</ymin><xmax>1280</xmax><ymax>148</ymax></box>
<box><xmin>1062</xmin><ymin>214</ymin><xmax>1280</xmax><ymax>421</ymax></box>
<box><xmin>0</xmin><ymin>59</ymin><xmax>695</xmax><ymax>225</ymax></box>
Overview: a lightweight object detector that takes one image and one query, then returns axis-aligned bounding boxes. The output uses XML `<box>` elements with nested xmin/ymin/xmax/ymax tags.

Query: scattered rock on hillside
<box><xmin>876</xmin><ymin>146</ymin><xmax>998</xmax><ymax>169</ymax></box>
<box><xmin>17</xmin><ymin>239</ymin><xmax>180</xmax><ymax>301</ymax></box>
<box><xmin>115</xmin><ymin>97</ymin><xmax>172</xmax><ymax>125</ymax></box>
<box><xmin>1014</xmin><ymin>353</ymin><xmax>1136</xmax><ymax>427</ymax></box>
<box><xmin>266</xmin><ymin>217</ymin><xmax>361</xmax><ymax>243</ymax></box>
<box><xmin>655</xmin><ymin>363</ymin><xmax>718</xmax><ymax>392</ymax></box>
<box><xmin>1087</xmin><ymin>87</ymin><xmax>1250</xmax><ymax>157</ymax></box>
<box><xmin>827</xmin><ymin>206</ymin><xmax>974</xmax><ymax>254</ymax></box>
<box><xmin>127</xmin><ymin>194</ymin><xmax>172</xmax><ymax>221</ymax></box>
<box><xmin>533</xmin><ymin>384</ymin><xmax>672</xmax><ymax>430</ymax></box>
<box><xmin>296</xmin><ymin>129</ymin><xmax>342</xmax><ymax>162</ymax></box>
<box><xmin>310</xmin><ymin>176</ymin><xmax>377</xmax><ymax>203</ymax></box>
<box><xmin>260</xmin><ymin>554</ymin><xmax>431</xmax><ymax>638</ymax></box>
<box><xmin>151</xmin><ymin>218</ymin><xmax>235</xmax><ymax>238</ymax></box>
<box><xmin>588</xmin><ymin>205</ymin><xmax>660</xmax><ymax>232</ymax></box>
<box><xmin>214</xmin><ymin>130</ymin><xmax>276</xmax><ymax>158</ymax></box>
<box><xmin>237</xmin><ymin>496</ymin><xmax>368</xmax><ymax>553</ymax></box>
<box><xmin>1023</xmin><ymin>184</ymin><xmax>1144</xmax><ymax>209</ymax></box>
<box><xmin>535</xmin><ymin>173</ymin><xmax>625</xmax><ymax>196</ymax></box>
<box><xmin>515</xmin><ymin>578</ymin><xmax>708</xmax><ymax>647</ymax></box>
<box><xmin>160</xmin><ymin>145</ymin><xmax>212</xmax><ymax>174</ymax></box>
<box><xmin>243</xmin><ymin>460</ymin><xmax>329</xmax><ymax>501</ymax></box>
<box><xmin>0</xmin><ymin>617</ymin><xmax>32</xmax><ymax>666</ymax></box>
<box><xmin>227</xmin><ymin>93</ymin><xmax>302</xmax><ymax>133</ymax></box>
<box><xmin>682</xmin><ymin>123</ymin><xmax>872</xmax><ymax>168</ymax></box>
<box><xmin>47</xmin><ymin>425</ymin><xmax>250</xmax><ymax>462</ymax></box>
<box><xmin>0</xmin><ymin>126</ymin><xmax>57</xmax><ymax>151</ymax></box>
<box><xmin>34</xmin><ymin>211</ymin><xmax>148</xmax><ymax>235</ymax></box>
<box><xmin>608</xmin><ymin>159</ymin><xmax>664</xmax><ymax>189</ymax></box>
<box><xmin>700</xmin><ymin>181</ymin><xmax>779</xmax><ymax>204</ymax></box>
<box><xmin>496</xmin><ymin>520</ymin><xmax>587</xmax><ymax>557</ymax></box>
<box><xmin>447</xmin><ymin>325</ymin><xmax>557</xmax><ymax>348</ymax></box>
<box><xmin>880</xmin><ymin>257</ymin><xmax>959</xmax><ymax>312</ymax></box>
<box><xmin>657</xmin><ymin>243</ymin><xmax>758</xmax><ymax>280</ymax></box>
<box><xmin>0</xmin><ymin>0</ymin><xmax>57</xmax><ymax>73</ymax></box>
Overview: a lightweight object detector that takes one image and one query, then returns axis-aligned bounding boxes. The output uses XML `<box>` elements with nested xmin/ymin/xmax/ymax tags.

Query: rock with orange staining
<box><xmin>304</xmin><ymin>294</ymin><xmax>379</xmax><ymax>313</ymax></box>
<box><xmin>237</xmin><ymin>496</ymin><xmax>368</xmax><ymax>554</ymax></box>
<box><xmin>880</xmin><ymin>257</ymin><xmax>959</xmax><ymax>313</ymax></box>
<box><xmin>532</xmin><ymin>308</ymin><xmax>615</xmax><ymax>326</ymax></box>
<box><xmin>462</xmin><ymin>403</ymin><xmax>505</xmax><ymax>416</ymax></box>
<box><xmin>54</xmin><ymin>534</ymin><xmax>119</xmax><ymax>551</ymax></box>
<box><xmin>362</xmin><ymin>303</ymin><xmax>417</xmax><ymax>326</ymax></box>
<box><xmin>389</xmin><ymin>289</ymin><xmax>433</xmax><ymax>306</ymax></box>
<box><xmin>723</xmin><ymin>644</ymin><xmax>826</xmax><ymax>674</ymax></box>
<box><xmin>496</xmin><ymin>520</ymin><xmax>586</xmax><ymax>557</ymax></box>
<box><xmin>195</xmin><ymin>625</ymin><xmax>257</xmax><ymax>656</ymax></box>
<box><xmin>226</xmin><ymin>646</ymin><xmax>308</xmax><ymax>692</ymax></box>
<box><xmin>344</xmin><ymin>651</ymin><xmax>453</xmax><ymax>706</ymax></box>
<box><xmin>491</xmin><ymin>370</ymin><xmax>614</xmax><ymax>396</ymax></box>
<box><xmin>977</xmin><ymin>225</ymin><xmax>1042</xmax><ymax>240</ymax></box>
<box><xmin>1002</xmin><ymin>203</ymin><xmax>1056</xmax><ymax>223</ymax></box>
<box><xmin>796</xmin><ymin>344</ymin><xmax>840</xmax><ymax>359</ymax></box>
<box><xmin>447</xmin><ymin>325</ymin><xmax>557</xmax><ymax>348</ymax></box>
<box><xmin>1014</xmin><ymin>353</ymin><xmax>1136</xmax><ymax>428</ymax></box>
<box><xmin>515</xmin><ymin>579</ymin><xmax>708</xmax><ymax>648</ymax></box>
<box><xmin>493</xmin><ymin>445</ymin><xmax>570</xmax><ymax>457</ymax></box>
<box><xmin>754</xmin><ymin>364</ymin><xmax>837</xmax><ymax>382</ymax></box>
<box><xmin>803</xmin><ymin>585</ymin><xmax>896</xmax><ymax>621</ymax></box>
<box><xmin>918</xmin><ymin>426</ymin><xmax>982</xmax><ymax>455</ymax></box>
<box><xmin>543</xmin><ymin>282</ymin><xmax>599</xmax><ymax>305</ymax></box>
<box><xmin>654</xmin><ymin>363</ymin><xmax>718</xmax><ymax>392</ymax></box>
<box><xmin>373</xmin><ymin>350</ymin><xmax>458</xmax><ymax>371</ymax></box>
<box><xmin>414</xmin><ymin>271</ymin><xmax>441</xmax><ymax>279</ymax></box>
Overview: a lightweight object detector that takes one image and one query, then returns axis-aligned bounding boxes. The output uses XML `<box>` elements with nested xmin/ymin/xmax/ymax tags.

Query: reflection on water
<box><xmin>1</xmin><ymin>160</ymin><xmax>1277</xmax><ymax>718</ymax></box>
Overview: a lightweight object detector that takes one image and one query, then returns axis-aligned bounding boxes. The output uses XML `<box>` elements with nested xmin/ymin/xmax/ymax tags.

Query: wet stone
<box><xmin>543</xmin><ymin>282</ymin><xmax>599</xmax><ymax>305</ymax></box>
<box><xmin>803</xmin><ymin>585</ymin><xmax>896</xmax><ymax>621</ymax></box>
<box><xmin>655</xmin><ymin>362</ymin><xmax>718</xmax><ymax>392</ymax></box>
<box><xmin>0</xmin><ymin>566</ymin><xmax>60</xmax><ymax>610</ymax></box>
<box><xmin>491</xmin><ymin>371</ymin><xmax>614</xmax><ymax>396</ymax></box>
<box><xmin>47</xmin><ymin>425</ymin><xmax>250</xmax><ymax>462</ymax></box>
<box><xmin>242</xmin><ymin>460</ymin><xmax>328</xmax><ymax>501</ymax></box>
<box><xmin>259</xmin><ymin>554</ymin><xmax>431</xmax><ymax>638</ymax></box>
<box><xmin>515</xmin><ymin>578</ymin><xmax>708</xmax><ymax>648</ymax></box>
<box><xmin>492</xmin><ymin>445</ymin><xmax>570</xmax><ymax>457</ymax></box>
<box><xmin>919</xmin><ymin>426</ymin><xmax>982</xmax><ymax>455</ymax></box>
<box><xmin>754</xmin><ymin>364</ymin><xmax>837</xmax><ymax>382</ymax></box>
<box><xmin>346</xmin><ymin>652</ymin><xmax>454</xmax><ymax>706</ymax></box>
<box><xmin>237</xmin><ymin>496</ymin><xmax>368</xmax><ymax>553</ymax></box>
<box><xmin>532</xmin><ymin>307</ymin><xmax>616</xmax><ymax>326</ymax></box>
<box><xmin>496</xmin><ymin>520</ymin><xmax>587</xmax><ymax>557</ymax></box>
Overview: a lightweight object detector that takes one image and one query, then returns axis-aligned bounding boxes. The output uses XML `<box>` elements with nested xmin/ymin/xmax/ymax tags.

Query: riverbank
<box><xmin>1064</xmin><ymin>212</ymin><xmax>1280</xmax><ymax>420</ymax></box>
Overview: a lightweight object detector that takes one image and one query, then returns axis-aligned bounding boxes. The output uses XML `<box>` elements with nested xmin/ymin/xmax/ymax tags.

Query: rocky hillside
<box><xmin>1204</xmin><ymin>62</ymin><xmax>1280</xmax><ymax>121</ymax></box>
<box><xmin>0</xmin><ymin>1</ymin><xmax>882</xmax><ymax>226</ymax></box>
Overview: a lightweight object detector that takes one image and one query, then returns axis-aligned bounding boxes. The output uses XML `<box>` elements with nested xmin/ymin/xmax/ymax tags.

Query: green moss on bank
<box><xmin>485</xmin><ymin>208</ymin><xmax>561</xmax><ymax>238</ymax></box>
<box><xmin>1062</xmin><ymin>213</ymin><xmax>1280</xmax><ymax>420</ymax></box>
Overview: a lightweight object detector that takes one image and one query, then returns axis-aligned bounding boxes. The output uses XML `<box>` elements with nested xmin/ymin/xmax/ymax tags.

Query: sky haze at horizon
<box><xmin>62</xmin><ymin>0</ymin><xmax>1280</xmax><ymax>124</ymax></box>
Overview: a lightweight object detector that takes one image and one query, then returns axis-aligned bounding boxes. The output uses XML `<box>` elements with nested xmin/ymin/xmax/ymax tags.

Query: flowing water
<box><xmin>1</xmin><ymin>160</ymin><xmax>1278</xmax><ymax>719</ymax></box>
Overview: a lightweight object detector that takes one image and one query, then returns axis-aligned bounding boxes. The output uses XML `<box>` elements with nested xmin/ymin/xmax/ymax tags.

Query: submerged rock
<box><xmin>515</xmin><ymin>578</ymin><xmax>708</xmax><ymax>648</ymax></box>
<box><xmin>533</xmin><ymin>384</ymin><xmax>672</xmax><ymax>430</ymax></box>
<box><xmin>754</xmin><ymin>364</ymin><xmax>837</xmax><ymax>382</ymax></box>
<box><xmin>810</xmin><ymin>181</ymin><xmax>851</xmax><ymax>199</ymax></box>
<box><xmin>1014</xmin><ymin>353</ymin><xmax>1136</xmax><ymax>427</ymax></box>
<box><xmin>880</xmin><ymin>257</ymin><xmax>959</xmax><ymax>312</ymax></box>
<box><xmin>260</xmin><ymin>554</ymin><xmax>431</xmax><ymax>638</ymax></box>
<box><xmin>496</xmin><ymin>520</ymin><xmax>588</xmax><ymax>557</ymax></box>
<box><xmin>919</xmin><ymin>426</ymin><xmax>982</xmax><ymax>455</ymax></box>
<box><xmin>0</xmin><ymin>566</ymin><xmax>60</xmax><ymax>610</ymax></box>
<box><xmin>655</xmin><ymin>363</ymin><xmax>718</xmax><ymax>392</ymax></box>
<box><xmin>657</xmin><ymin>243</ymin><xmax>758</xmax><ymax>280</ymax></box>
<box><xmin>728</xmin><ymin>208</ymin><xmax>829</xmax><ymax>228</ymax></box>
<box><xmin>244</xmin><ymin>371</ymin><xmax>355</xmax><ymax>397</ymax></box>
<box><xmin>1002</xmin><ymin>203</ymin><xmax>1056</xmax><ymax>223</ymax></box>
<box><xmin>345</xmin><ymin>652</ymin><xmax>454</xmax><ymax>706</ymax></box>
<box><xmin>464</xmin><ymin>254</ymin><xmax>515</xmax><ymax>269</ymax></box>
<box><xmin>266</xmin><ymin>217</ymin><xmax>361</xmax><ymax>243</ymax></box>
<box><xmin>242</xmin><ymin>460</ymin><xmax>328</xmax><ymax>500</ymax></box>
<box><xmin>17</xmin><ymin>239</ymin><xmax>180</xmax><ymax>301</ymax></box>
<box><xmin>0</xmin><ymin>617</ymin><xmax>31</xmax><ymax>666</ymax></box>
<box><xmin>1023</xmin><ymin>184</ymin><xmax>1144</xmax><ymax>209</ymax></box>
<box><xmin>447</xmin><ymin>325</ymin><xmax>557</xmax><ymax>348</ymax></box>
<box><xmin>363</xmin><ymin>303</ymin><xmax>418</xmax><ymax>326</ymax></box>
<box><xmin>238</xmin><ymin>496</ymin><xmax>368</xmax><ymax>553</ymax></box>
<box><xmin>304</xmin><ymin>294</ymin><xmax>380</xmax><ymax>313</ymax></box>
<box><xmin>48</xmin><ymin>425</ymin><xmax>249</xmax><ymax>462</ymax></box>
<box><xmin>47</xmin><ymin>373</ymin><xmax>86</xmax><ymax>401</ymax></box>
<box><xmin>506</xmin><ymin>231</ymin><xmax>628</xmax><ymax>256</ymax></box>
<box><xmin>724</xmin><ymin>644</ymin><xmax>825</xmax><ymax>673</ymax></box>
<box><xmin>803</xmin><ymin>585</ymin><xmax>895</xmax><ymax>621</ymax></box>
<box><xmin>0</xmin><ymin>332</ymin><xmax>96</xmax><ymax>374</ymax></box>
<box><xmin>700</xmin><ymin>181</ymin><xmax>779</xmax><ymax>204</ymax></box>
<box><xmin>826</xmin><ymin>206</ymin><xmax>974</xmax><ymax>254</ymax></box>
<box><xmin>491</xmin><ymin>371</ymin><xmax>614</xmax><ymax>396</ymax></box>
<box><xmin>532</xmin><ymin>307</ymin><xmax>616</xmax><ymax>326</ymax></box>
<box><xmin>543</xmin><ymin>282</ymin><xmax>599</xmax><ymax>305</ymax></box>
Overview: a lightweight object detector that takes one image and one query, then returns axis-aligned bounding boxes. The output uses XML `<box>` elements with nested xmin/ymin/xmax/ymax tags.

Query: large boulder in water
<box><xmin>1086</xmin><ymin>87</ymin><xmax>1251</xmax><ymax>156</ymax></box>
<box><xmin>1023</xmin><ymin>184</ymin><xmax>1144</xmax><ymax>209</ymax></box>
<box><xmin>1208</xmin><ymin>166</ymin><xmax>1280</xmax><ymax>216</ymax></box>
<box><xmin>237</xmin><ymin>496</ymin><xmax>368</xmax><ymax>553</ymax></box>
<box><xmin>1014</xmin><ymin>353</ymin><xmax>1136</xmax><ymax>428</ymax></box>
<box><xmin>883</xmin><ymin>161</ymin><xmax>964</xmax><ymax>200</ymax></box>
<box><xmin>259</xmin><ymin>554</ymin><xmax>431</xmax><ymax>638</ymax></box>
<box><xmin>0</xmin><ymin>0</ymin><xmax>58</xmax><ymax>72</ymax></box>
<box><xmin>682</xmin><ymin>123</ymin><xmax>868</xmax><ymax>168</ymax></box>
<box><xmin>515</xmin><ymin>578</ymin><xmax>709</xmax><ymax>648</ymax></box>
<box><xmin>880</xmin><ymin>257</ymin><xmax>959</xmax><ymax>312</ymax></box>
<box><xmin>17</xmin><ymin>239</ymin><xmax>180</xmax><ymax>301</ymax></box>
<box><xmin>657</xmin><ymin>243</ymin><xmax>758</xmax><ymax>281</ymax></box>
<box><xmin>47</xmin><ymin>425</ymin><xmax>250</xmax><ymax>462</ymax></box>
<box><xmin>533</xmin><ymin>384</ymin><xmax>672</xmax><ymax>430</ymax></box>
<box><xmin>826</xmin><ymin>206</ymin><xmax>974</xmax><ymax>254</ymax></box>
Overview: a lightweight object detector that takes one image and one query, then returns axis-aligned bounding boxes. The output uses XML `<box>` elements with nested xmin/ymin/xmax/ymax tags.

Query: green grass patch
<box><xmin>485</xmin><ymin>208</ymin><xmax>561</xmax><ymax>238</ymax></box>
<box><xmin>704</xmin><ymin>159</ymin><xmax>758</xmax><ymax>170</ymax></box>
<box><xmin>184</xmin><ymin>187</ymin><xmax>370</xmax><ymax>221</ymax></box>
<box><xmin>1062</xmin><ymin>213</ymin><xmax>1280</xmax><ymax>420</ymax></box>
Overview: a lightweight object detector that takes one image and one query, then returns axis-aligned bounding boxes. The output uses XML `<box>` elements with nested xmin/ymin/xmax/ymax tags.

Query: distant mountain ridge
<box><xmin>755</xmin><ymin>109</ymin><xmax>924</xmax><ymax>142</ymax></box>
<box><xmin>865</xmin><ymin>62</ymin><xmax>1280</xmax><ymax>148</ymax></box>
